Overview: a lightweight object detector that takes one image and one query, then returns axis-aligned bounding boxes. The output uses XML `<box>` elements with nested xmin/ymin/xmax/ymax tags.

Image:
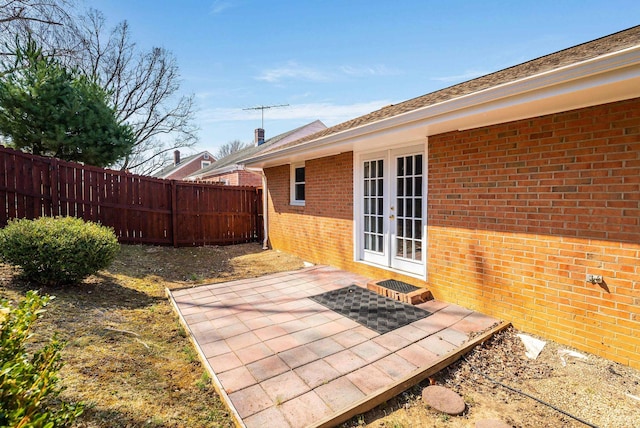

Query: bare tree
<box><xmin>0</xmin><ymin>0</ymin><xmax>75</xmax><ymax>54</ymax></box>
<box><xmin>1</xmin><ymin>6</ymin><xmax>198</xmax><ymax>175</ymax></box>
<box><xmin>216</xmin><ymin>139</ymin><xmax>252</xmax><ymax>159</ymax></box>
<box><xmin>63</xmin><ymin>10</ymin><xmax>198</xmax><ymax>175</ymax></box>
<box><xmin>0</xmin><ymin>0</ymin><xmax>69</xmax><ymax>27</ymax></box>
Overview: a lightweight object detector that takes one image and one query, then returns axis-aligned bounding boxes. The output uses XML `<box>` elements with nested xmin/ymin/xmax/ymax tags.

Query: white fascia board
<box><xmin>244</xmin><ymin>46</ymin><xmax>640</xmax><ymax>168</ymax></box>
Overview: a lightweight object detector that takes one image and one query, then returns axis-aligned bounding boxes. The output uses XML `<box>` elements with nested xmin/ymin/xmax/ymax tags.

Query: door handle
<box><xmin>389</xmin><ymin>215</ymin><xmax>395</xmax><ymax>220</ymax></box>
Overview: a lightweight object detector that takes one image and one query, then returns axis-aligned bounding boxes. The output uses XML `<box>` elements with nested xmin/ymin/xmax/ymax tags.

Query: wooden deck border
<box><xmin>311</xmin><ymin>321</ymin><xmax>511</xmax><ymax>428</ymax></box>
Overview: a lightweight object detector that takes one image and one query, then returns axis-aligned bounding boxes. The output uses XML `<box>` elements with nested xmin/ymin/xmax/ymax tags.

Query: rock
<box><xmin>475</xmin><ymin>418</ymin><xmax>512</xmax><ymax>428</ymax></box>
<box><xmin>421</xmin><ymin>385</ymin><xmax>466</xmax><ymax>415</ymax></box>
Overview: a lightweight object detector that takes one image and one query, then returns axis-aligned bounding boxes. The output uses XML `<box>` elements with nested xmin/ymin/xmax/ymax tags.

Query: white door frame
<box><xmin>354</xmin><ymin>142</ymin><xmax>427</xmax><ymax>278</ymax></box>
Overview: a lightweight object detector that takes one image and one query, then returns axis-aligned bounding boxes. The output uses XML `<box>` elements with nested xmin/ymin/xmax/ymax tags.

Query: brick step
<box><xmin>366</xmin><ymin>279</ymin><xmax>432</xmax><ymax>305</ymax></box>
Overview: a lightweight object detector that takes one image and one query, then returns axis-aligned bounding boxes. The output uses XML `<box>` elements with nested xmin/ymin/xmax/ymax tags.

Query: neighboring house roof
<box><xmin>245</xmin><ymin>25</ymin><xmax>640</xmax><ymax>168</ymax></box>
<box><xmin>152</xmin><ymin>151</ymin><xmax>215</xmax><ymax>179</ymax></box>
<box><xmin>188</xmin><ymin>120</ymin><xmax>326</xmax><ymax>180</ymax></box>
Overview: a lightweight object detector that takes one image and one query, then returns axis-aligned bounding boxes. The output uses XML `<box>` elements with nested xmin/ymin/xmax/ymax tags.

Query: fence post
<box><xmin>50</xmin><ymin>158</ymin><xmax>59</xmax><ymax>217</ymax></box>
<box><xmin>171</xmin><ymin>180</ymin><xmax>178</xmax><ymax>247</ymax></box>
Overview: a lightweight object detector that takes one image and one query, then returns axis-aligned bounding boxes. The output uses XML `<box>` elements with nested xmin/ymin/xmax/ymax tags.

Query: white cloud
<box><xmin>210</xmin><ymin>0</ymin><xmax>234</xmax><ymax>15</ymax></box>
<box><xmin>256</xmin><ymin>62</ymin><xmax>401</xmax><ymax>83</ymax></box>
<box><xmin>256</xmin><ymin>62</ymin><xmax>332</xmax><ymax>83</ymax></box>
<box><xmin>198</xmin><ymin>100</ymin><xmax>393</xmax><ymax>126</ymax></box>
<box><xmin>339</xmin><ymin>64</ymin><xmax>401</xmax><ymax>77</ymax></box>
<box><xmin>431</xmin><ymin>69</ymin><xmax>489</xmax><ymax>83</ymax></box>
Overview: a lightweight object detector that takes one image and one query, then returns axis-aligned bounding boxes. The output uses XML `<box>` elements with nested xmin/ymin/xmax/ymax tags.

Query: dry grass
<box><xmin>3</xmin><ymin>244</ymin><xmax>639</xmax><ymax>428</ymax></box>
<box><xmin>0</xmin><ymin>243</ymin><xmax>305</xmax><ymax>427</ymax></box>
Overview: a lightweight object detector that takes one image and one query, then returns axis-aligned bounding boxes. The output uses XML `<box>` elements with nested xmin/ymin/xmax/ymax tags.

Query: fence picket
<box><xmin>0</xmin><ymin>146</ymin><xmax>262</xmax><ymax>246</ymax></box>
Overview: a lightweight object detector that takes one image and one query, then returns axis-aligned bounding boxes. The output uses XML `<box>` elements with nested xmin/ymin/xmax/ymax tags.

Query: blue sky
<box><xmin>85</xmin><ymin>1</ymin><xmax>640</xmax><ymax>156</ymax></box>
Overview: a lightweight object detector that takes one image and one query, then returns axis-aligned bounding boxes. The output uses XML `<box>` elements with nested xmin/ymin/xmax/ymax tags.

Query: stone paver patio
<box><xmin>168</xmin><ymin>266</ymin><xmax>504</xmax><ymax>428</ymax></box>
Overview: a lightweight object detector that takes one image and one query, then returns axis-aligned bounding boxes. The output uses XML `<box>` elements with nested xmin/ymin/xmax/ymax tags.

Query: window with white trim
<box><xmin>201</xmin><ymin>161</ymin><xmax>211</xmax><ymax>168</ymax></box>
<box><xmin>290</xmin><ymin>163</ymin><xmax>305</xmax><ymax>205</ymax></box>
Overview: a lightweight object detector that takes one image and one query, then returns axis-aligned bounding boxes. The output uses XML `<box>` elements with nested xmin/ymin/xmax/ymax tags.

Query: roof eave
<box><xmin>244</xmin><ymin>46</ymin><xmax>640</xmax><ymax>168</ymax></box>
<box><xmin>190</xmin><ymin>164</ymin><xmax>242</xmax><ymax>179</ymax></box>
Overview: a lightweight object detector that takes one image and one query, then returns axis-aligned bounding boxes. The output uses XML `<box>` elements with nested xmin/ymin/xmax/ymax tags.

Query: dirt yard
<box><xmin>1</xmin><ymin>243</ymin><xmax>638</xmax><ymax>427</ymax></box>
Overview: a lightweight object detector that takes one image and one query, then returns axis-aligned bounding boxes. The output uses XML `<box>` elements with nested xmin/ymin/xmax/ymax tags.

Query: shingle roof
<box><xmin>189</xmin><ymin>120</ymin><xmax>326</xmax><ymax>178</ymax></box>
<box><xmin>152</xmin><ymin>152</ymin><xmax>204</xmax><ymax>177</ymax></box>
<box><xmin>259</xmin><ymin>25</ymin><xmax>640</xmax><ymax>155</ymax></box>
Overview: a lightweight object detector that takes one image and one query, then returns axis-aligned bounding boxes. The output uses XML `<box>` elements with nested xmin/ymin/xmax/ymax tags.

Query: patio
<box><xmin>168</xmin><ymin>265</ymin><xmax>506</xmax><ymax>428</ymax></box>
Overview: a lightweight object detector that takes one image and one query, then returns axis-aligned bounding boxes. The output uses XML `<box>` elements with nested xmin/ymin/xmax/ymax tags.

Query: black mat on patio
<box><xmin>376</xmin><ymin>279</ymin><xmax>421</xmax><ymax>294</ymax></box>
<box><xmin>310</xmin><ymin>285</ymin><xmax>432</xmax><ymax>335</ymax></box>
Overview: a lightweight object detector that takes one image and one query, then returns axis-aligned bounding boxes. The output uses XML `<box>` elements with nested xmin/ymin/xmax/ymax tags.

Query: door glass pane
<box><xmin>363</xmin><ymin>159</ymin><xmax>384</xmax><ymax>254</ymax></box>
<box><xmin>415</xmin><ymin>155</ymin><xmax>423</xmax><ymax>175</ymax></box>
<box><xmin>394</xmin><ymin>153</ymin><xmax>424</xmax><ymax>261</ymax></box>
<box><xmin>415</xmin><ymin>177</ymin><xmax>422</xmax><ymax>196</ymax></box>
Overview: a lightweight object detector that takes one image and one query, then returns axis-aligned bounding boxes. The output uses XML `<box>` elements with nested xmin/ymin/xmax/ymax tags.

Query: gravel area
<box><xmin>442</xmin><ymin>327</ymin><xmax>640</xmax><ymax>427</ymax></box>
<box><xmin>343</xmin><ymin>326</ymin><xmax>640</xmax><ymax>428</ymax></box>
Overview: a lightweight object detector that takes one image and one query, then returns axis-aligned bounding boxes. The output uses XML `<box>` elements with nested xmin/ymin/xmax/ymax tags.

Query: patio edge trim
<box><xmin>309</xmin><ymin>320</ymin><xmax>512</xmax><ymax>428</ymax></box>
<box><xmin>166</xmin><ymin>287</ymin><xmax>247</xmax><ymax>428</ymax></box>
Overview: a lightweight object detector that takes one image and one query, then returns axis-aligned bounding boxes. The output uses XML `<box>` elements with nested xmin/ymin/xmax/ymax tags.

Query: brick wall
<box><xmin>264</xmin><ymin>97</ymin><xmax>640</xmax><ymax>368</ymax></box>
<box><xmin>265</xmin><ymin>153</ymin><xmax>414</xmax><ymax>282</ymax></box>
<box><xmin>428</xmin><ymin>97</ymin><xmax>640</xmax><ymax>368</ymax></box>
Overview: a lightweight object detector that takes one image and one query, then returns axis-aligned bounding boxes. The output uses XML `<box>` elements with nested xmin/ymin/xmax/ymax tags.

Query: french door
<box><xmin>360</xmin><ymin>147</ymin><xmax>425</xmax><ymax>276</ymax></box>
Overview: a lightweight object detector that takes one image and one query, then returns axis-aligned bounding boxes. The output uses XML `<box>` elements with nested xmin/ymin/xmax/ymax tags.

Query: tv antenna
<box><xmin>243</xmin><ymin>104</ymin><xmax>289</xmax><ymax>128</ymax></box>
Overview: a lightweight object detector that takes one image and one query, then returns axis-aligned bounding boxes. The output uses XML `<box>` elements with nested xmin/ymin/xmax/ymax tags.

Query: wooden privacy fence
<box><xmin>0</xmin><ymin>146</ymin><xmax>263</xmax><ymax>246</ymax></box>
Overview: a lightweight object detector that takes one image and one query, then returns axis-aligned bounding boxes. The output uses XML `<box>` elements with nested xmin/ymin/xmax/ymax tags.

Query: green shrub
<box><xmin>0</xmin><ymin>217</ymin><xmax>119</xmax><ymax>286</ymax></box>
<box><xmin>0</xmin><ymin>291</ymin><xmax>83</xmax><ymax>427</ymax></box>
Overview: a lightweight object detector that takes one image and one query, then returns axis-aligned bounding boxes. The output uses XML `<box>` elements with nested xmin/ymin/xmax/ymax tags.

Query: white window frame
<box><xmin>290</xmin><ymin>163</ymin><xmax>306</xmax><ymax>206</ymax></box>
<box><xmin>201</xmin><ymin>161</ymin><xmax>211</xmax><ymax>168</ymax></box>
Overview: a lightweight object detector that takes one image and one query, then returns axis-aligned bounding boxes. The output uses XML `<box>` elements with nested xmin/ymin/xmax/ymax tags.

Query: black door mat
<box><xmin>377</xmin><ymin>279</ymin><xmax>420</xmax><ymax>294</ymax></box>
<box><xmin>310</xmin><ymin>285</ymin><xmax>432</xmax><ymax>335</ymax></box>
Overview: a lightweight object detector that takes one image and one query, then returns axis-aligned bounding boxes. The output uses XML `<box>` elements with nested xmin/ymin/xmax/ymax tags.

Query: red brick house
<box><xmin>188</xmin><ymin>120</ymin><xmax>326</xmax><ymax>186</ymax></box>
<box><xmin>152</xmin><ymin>150</ymin><xmax>215</xmax><ymax>180</ymax></box>
<box><xmin>244</xmin><ymin>27</ymin><xmax>640</xmax><ymax>368</ymax></box>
